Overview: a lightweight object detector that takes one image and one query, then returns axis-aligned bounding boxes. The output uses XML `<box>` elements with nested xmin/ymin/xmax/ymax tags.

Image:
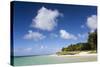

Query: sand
<box><xmin>50</xmin><ymin>52</ymin><xmax>97</xmax><ymax>57</ymax></box>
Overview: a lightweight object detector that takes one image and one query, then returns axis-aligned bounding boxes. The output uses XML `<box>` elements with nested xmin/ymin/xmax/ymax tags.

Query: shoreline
<box><xmin>14</xmin><ymin>51</ymin><xmax>97</xmax><ymax>66</ymax></box>
<box><xmin>49</xmin><ymin>52</ymin><xmax>97</xmax><ymax>57</ymax></box>
<box><xmin>14</xmin><ymin>51</ymin><xmax>97</xmax><ymax>57</ymax></box>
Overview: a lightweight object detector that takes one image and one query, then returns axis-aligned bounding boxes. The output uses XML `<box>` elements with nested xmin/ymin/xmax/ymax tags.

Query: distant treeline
<box><xmin>61</xmin><ymin>30</ymin><xmax>97</xmax><ymax>52</ymax></box>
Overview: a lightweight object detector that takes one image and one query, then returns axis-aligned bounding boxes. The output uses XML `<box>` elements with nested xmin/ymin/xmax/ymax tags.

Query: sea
<box><xmin>13</xmin><ymin>55</ymin><xmax>97</xmax><ymax>66</ymax></box>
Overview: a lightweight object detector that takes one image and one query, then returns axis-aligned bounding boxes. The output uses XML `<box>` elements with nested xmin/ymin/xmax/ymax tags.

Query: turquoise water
<box><xmin>13</xmin><ymin>55</ymin><xmax>97</xmax><ymax>66</ymax></box>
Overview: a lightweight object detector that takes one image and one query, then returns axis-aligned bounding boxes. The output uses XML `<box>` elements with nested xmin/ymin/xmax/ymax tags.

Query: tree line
<box><xmin>61</xmin><ymin>30</ymin><xmax>97</xmax><ymax>52</ymax></box>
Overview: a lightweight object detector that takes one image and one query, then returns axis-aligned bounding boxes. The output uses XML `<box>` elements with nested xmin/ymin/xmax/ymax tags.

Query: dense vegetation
<box><xmin>57</xmin><ymin>30</ymin><xmax>97</xmax><ymax>55</ymax></box>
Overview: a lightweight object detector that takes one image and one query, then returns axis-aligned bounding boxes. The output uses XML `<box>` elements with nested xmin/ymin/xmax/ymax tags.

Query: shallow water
<box><xmin>13</xmin><ymin>55</ymin><xmax>97</xmax><ymax>66</ymax></box>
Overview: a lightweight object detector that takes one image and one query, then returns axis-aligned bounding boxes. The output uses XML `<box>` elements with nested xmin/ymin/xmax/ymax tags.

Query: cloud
<box><xmin>50</xmin><ymin>33</ymin><xmax>58</xmax><ymax>38</ymax></box>
<box><xmin>40</xmin><ymin>45</ymin><xmax>44</xmax><ymax>49</ymax></box>
<box><xmin>24</xmin><ymin>30</ymin><xmax>46</xmax><ymax>41</ymax></box>
<box><xmin>60</xmin><ymin>29</ymin><xmax>77</xmax><ymax>40</ymax></box>
<box><xmin>81</xmin><ymin>25</ymin><xmax>85</xmax><ymax>28</ymax></box>
<box><xmin>78</xmin><ymin>33</ymin><xmax>88</xmax><ymax>39</ymax></box>
<box><xmin>86</xmin><ymin>15</ymin><xmax>97</xmax><ymax>32</ymax></box>
<box><xmin>24</xmin><ymin>47</ymin><xmax>32</xmax><ymax>52</ymax></box>
<box><xmin>15</xmin><ymin>47</ymin><xmax>33</xmax><ymax>52</ymax></box>
<box><xmin>32</xmin><ymin>6</ymin><xmax>62</xmax><ymax>31</ymax></box>
<box><xmin>40</xmin><ymin>45</ymin><xmax>47</xmax><ymax>49</ymax></box>
<box><xmin>77</xmin><ymin>33</ymin><xmax>88</xmax><ymax>42</ymax></box>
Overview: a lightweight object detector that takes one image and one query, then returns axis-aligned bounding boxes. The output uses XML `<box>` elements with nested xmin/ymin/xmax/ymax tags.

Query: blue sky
<box><xmin>12</xmin><ymin>1</ymin><xmax>97</xmax><ymax>56</ymax></box>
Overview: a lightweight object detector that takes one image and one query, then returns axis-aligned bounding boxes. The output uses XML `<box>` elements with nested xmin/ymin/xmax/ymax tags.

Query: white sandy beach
<box><xmin>49</xmin><ymin>52</ymin><xmax>97</xmax><ymax>57</ymax></box>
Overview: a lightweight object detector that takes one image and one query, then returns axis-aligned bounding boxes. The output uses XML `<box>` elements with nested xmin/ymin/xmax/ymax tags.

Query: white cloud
<box><xmin>24</xmin><ymin>47</ymin><xmax>32</xmax><ymax>52</ymax></box>
<box><xmin>24</xmin><ymin>30</ymin><xmax>46</xmax><ymax>41</ymax></box>
<box><xmin>60</xmin><ymin>29</ymin><xmax>77</xmax><ymax>40</ymax></box>
<box><xmin>86</xmin><ymin>15</ymin><xmax>97</xmax><ymax>32</ymax></box>
<box><xmin>15</xmin><ymin>47</ymin><xmax>33</xmax><ymax>52</ymax></box>
<box><xmin>40</xmin><ymin>45</ymin><xmax>47</xmax><ymax>49</ymax></box>
<box><xmin>32</xmin><ymin>6</ymin><xmax>62</xmax><ymax>31</ymax></box>
<box><xmin>40</xmin><ymin>45</ymin><xmax>44</xmax><ymax>49</ymax></box>
<box><xmin>78</xmin><ymin>33</ymin><xmax>88</xmax><ymax>39</ymax></box>
<box><xmin>50</xmin><ymin>33</ymin><xmax>58</xmax><ymax>38</ymax></box>
<box><xmin>81</xmin><ymin>25</ymin><xmax>85</xmax><ymax>28</ymax></box>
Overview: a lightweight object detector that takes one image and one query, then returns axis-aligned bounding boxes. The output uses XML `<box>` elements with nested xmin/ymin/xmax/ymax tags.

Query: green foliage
<box><xmin>60</xmin><ymin>30</ymin><xmax>97</xmax><ymax>53</ymax></box>
<box><xmin>88</xmin><ymin>30</ymin><xmax>97</xmax><ymax>50</ymax></box>
<box><xmin>56</xmin><ymin>51</ymin><xmax>80</xmax><ymax>55</ymax></box>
